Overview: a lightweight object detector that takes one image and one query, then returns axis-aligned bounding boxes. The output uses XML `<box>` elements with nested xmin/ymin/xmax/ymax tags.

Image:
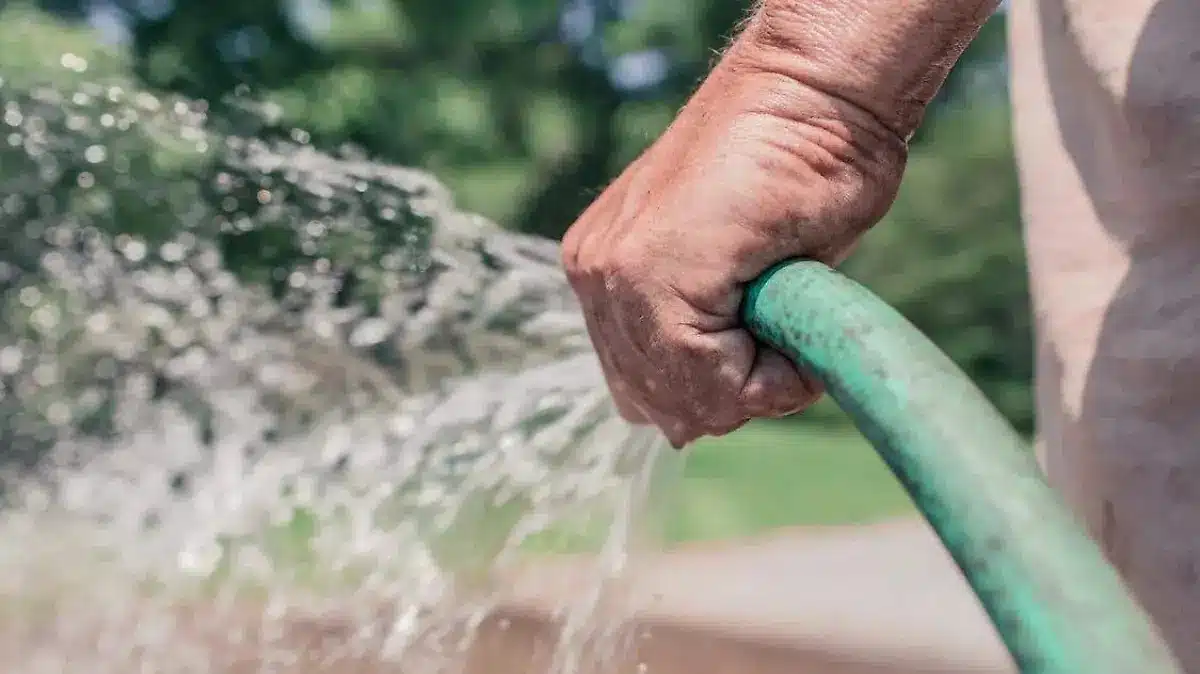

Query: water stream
<box><xmin>0</xmin><ymin>56</ymin><xmax>674</xmax><ymax>673</ymax></box>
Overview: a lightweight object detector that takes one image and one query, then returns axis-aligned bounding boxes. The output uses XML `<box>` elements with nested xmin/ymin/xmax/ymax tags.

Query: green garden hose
<box><xmin>741</xmin><ymin>260</ymin><xmax>1182</xmax><ymax>674</ymax></box>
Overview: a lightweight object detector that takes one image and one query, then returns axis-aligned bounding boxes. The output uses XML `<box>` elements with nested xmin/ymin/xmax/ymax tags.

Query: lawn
<box><xmin>664</xmin><ymin>408</ymin><xmax>914</xmax><ymax>542</ymax></box>
<box><xmin>233</xmin><ymin>399</ymin><xmax>917</xmax><ymax>580</ymax></box>
<box><xmin>517</xmin><ymin>398</ymin><xmax>916</xmax><ymax>556</ymax></box>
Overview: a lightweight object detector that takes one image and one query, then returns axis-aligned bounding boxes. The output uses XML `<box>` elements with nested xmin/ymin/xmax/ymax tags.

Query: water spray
<box><xmin>0</xmin><ymin>30</ymin><xmax>1183</xmax><ymax>673</ymax></box>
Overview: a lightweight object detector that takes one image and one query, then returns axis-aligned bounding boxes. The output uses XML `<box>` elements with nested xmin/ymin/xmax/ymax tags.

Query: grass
<box><xmin>519</xmin><ymin>398</ymin><xmax>916</xmax><ymax>555</ymax></box>
<box><xmin>664</xmin><ymin>409</ymin><xmax>914</xmax><ymax>542</ymax></box>
<box><xmin>203</xmin><ymin>399</ymin><xmax>917</xmax><ymax>583</ymax></box>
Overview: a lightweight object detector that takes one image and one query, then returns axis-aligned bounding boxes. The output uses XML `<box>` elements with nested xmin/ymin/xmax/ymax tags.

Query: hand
<box><xmin>561</xmin><ymin>28</ymin><xmax>909</xmax><ymax>448</ymax></box>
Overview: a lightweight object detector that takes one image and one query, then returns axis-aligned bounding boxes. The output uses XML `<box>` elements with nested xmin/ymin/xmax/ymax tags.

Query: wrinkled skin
<box><xmin>561</xmin><ymin>1</ymin><xmax>998</xmax><ymax>447</ymax></box>
<box><xmin>565</xmin><ymin>0</ymin><xmax>1200</xmax><ymax>670</ymax></box>
<box><xmin>561</xmin><ymin>23</ymin><xmax>907</xmax><ymax>447</ymax></box>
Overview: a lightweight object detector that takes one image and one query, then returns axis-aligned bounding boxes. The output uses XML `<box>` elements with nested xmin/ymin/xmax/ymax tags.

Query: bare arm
<box><xmin>732</xmin><ymin>0</ymin><xmax>1004</xmax><ymax>139</ymax></box>
<box><xmin>561</xmin><ymin>0</ymin><xmax>1003</xmax><ymax>446</ymax></box>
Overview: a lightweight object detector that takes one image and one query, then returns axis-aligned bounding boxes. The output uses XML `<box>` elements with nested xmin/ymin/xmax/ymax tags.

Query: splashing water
<box><xmin>0</xmin><ymin>52</ymin><xmax>674</xmax><ymax>673</ymax></box>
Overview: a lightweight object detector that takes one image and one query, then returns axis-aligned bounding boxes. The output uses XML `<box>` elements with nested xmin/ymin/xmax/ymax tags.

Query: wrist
<box><xmin>731</xmin><ymin>0</ymin><xmax>1001</xmax><ymax>139</ymax></box>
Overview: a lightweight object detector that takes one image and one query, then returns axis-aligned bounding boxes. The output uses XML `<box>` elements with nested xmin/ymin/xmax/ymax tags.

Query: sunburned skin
<box><xmin>566</xmin><ymin>0</ymin><xmax>1200</xmax><ymax>669</ymax></box>
<box><xmin>561</xmin><ymin>0</ymin><xmax>1001</xmax><ymax>448</ymax></box>
<box><xmin>745</xmin><ymin>0</ymin><xmax>1003</xmax><ymax>138</ymax></box>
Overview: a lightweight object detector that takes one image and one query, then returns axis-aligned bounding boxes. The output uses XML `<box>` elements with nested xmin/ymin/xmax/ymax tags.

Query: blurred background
<box><xmin>0</xmin><ymin>0</ymin><xmax>1028</xmax><ymax>543</ymax></box>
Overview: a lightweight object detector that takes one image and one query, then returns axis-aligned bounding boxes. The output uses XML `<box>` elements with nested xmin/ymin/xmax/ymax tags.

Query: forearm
<box><xmin>729</xmin><ymin>0</ymin><xmax>1003</xmax><ymax>140</ymax></box>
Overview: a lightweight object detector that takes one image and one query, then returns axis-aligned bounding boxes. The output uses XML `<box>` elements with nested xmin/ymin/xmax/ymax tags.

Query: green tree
<box><xmin>35</xmin><ymin>1</ymin><xmax>1009</xmax><ymax>235</ymax></box>
<box><xmin>844</xmin><ymin>102</ymin><xmax>1032</xmax><ymax>431</ymax></box>
<box><xmin>11</xmin><ymin>1</ymin><xmax>1031</xmax><ymax>429</ymax></box>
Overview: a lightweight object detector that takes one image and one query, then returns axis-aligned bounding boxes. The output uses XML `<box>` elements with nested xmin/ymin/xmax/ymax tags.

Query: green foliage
<box><xmin>13</xmin><ymin>1</ymin><xmax>1030</xmax><ymax>430</ymax></box>
<box><xmin>844</xmin><ymin>102</ymin><xmax>1032</xmax><ymax>431</ymax></box>
<box><xmin>0</xmin><ymin>6</ymin><xmax>439</xmax><ymax>297</ymax></box>
<box><xmin>0</xmin><ymin>6</ymin><xmax>127</xmax><ymax>90</ymax></box>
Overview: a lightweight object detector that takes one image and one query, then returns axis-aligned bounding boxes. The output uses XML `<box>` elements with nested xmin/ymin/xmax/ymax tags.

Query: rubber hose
<box><xmin>741</xmin><ymin>260</ymin><xmax>1181</xmax><ymax>674</ymax></box>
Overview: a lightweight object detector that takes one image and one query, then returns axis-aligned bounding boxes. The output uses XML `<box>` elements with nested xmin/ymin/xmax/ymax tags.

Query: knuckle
<box><xmin>560</xmin><ymin>230</ymin><xmax>587</xmax><ymax>281</ymax></box>
<box><xmin>568</xmin><ymin>237</ymin><xmax>643</xmax><ymax>291</ymax></box>
<box><xmin>560</xmin><ymin>237</ymin><xmax>580</xmax><ymax>275</ymax></box>
<box><xmin>606</xmin><ymin>235</ymin><xmax>655</xmax><ymax>280</ymax></box>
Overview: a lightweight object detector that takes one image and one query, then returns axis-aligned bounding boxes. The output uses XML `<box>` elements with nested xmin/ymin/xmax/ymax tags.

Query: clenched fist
<box><xmin>561</xmin><ymin>9</ymin><xmax>916</xmax><ymax>447</ymax></box>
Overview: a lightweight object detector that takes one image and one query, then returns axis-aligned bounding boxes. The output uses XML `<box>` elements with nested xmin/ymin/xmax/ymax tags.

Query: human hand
<box><xmin>561</xmin><ymin>22</ymin><xmax>911</xmax><ymax>447</ymax></box>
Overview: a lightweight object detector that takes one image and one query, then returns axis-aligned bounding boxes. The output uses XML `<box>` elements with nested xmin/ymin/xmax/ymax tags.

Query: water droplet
<box><xmin>119</xmin><ymin>237</ymin><xmax>147</xmax><ymax>262</ymax></box>
<box><xmin>0</xmin><ymin>68</ymin><xmax>665</xmax><ymax>674</ymax></box>
<box><xmin>59</xmin><ymin>52</ymin><xmax>88</xmax><ymax>73</ymax></box>
<box><xmin>86</xmin><ymin>312</ymin><xmax>111</xmax><ymax>334</ymax></box>
<box><xmin>18</xmin><ymin>286</ymin><xmax>42</xmax><ymax>307</ymax></box>
<box><xmin>349</xmin><ymin>317</ymin><xmax>392</xmax><ymax>348</ymax></box>
<box><xmin>84</xmin><ymin>144</ymin><xmax>107</xmax><ymax>164</ymax></box>
<box><xmin>0</xmin><ymin>346</ymin><xmax>23</xmax><ymax>374</ymax></box>
<box><xmin>31</xmin><ymin>304</ymin><xmax>60</xmax><ymax>332</ymax></box>
<box><xmin>160</xmin><ymin>242</ymin><xmax>186</xmax><ymax>262</ymax></box>
<box><xmin>46</xmin><ymin>402</ymin><xmax>71</xmax><ymax>426</ymax></box>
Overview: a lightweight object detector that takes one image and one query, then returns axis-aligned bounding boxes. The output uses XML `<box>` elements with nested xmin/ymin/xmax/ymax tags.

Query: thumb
<box><xmin>738</xmin><ymin>344</ymin><xmax>823</xmax><ymax>418</ymax></box>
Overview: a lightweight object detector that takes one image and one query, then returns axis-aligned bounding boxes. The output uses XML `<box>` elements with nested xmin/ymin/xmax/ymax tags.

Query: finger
<box><xmin>709</xmin><ymin>418</ymin><xmax>748</xmax><ymax>437</ymax></box>
<box><xmin>609</xmin><ymin>378</ymin><xmax>652</xmax><ymax>424</ymax></box>
<box><xmin>659</xmin><ymin>418</ymin><xmax>695</xmax><ymax>450</ymax></box>
<box><xmin>738</xmin><ymin>345</ymin><xmax>823</xmax><ymax>418</ymax></box>
<box><xmin>662</xmin><ymin>415</ymin><xmax>746</xmax><ymax>447</ymax></box>
<box><xmin>579</xmin><ymin>303</ymin><xmax>652</xmax><ymax>425</ymax></box>
<box><xmin>590</xmin><ymin>288</ymin><xmax>674</xmax><ymax>423</ymax></box>
<box><xmin>659</xmin><ymin>327</ymin><xmax>755</xmax><ymax>432</ymax></box>
<box><xmin>572</xmin><ymin>260</ymin><xmax>655</xmax><ymax>426</ymax></box>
